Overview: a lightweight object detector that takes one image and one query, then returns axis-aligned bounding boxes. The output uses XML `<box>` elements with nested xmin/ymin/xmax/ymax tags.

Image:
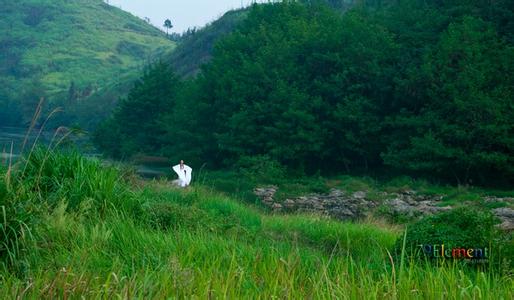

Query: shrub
<box><xmin>237</xmin><ymin>155</ymin><xmax>286</xmax><ymax>183</ymax></box>
<box><xmin>375</xmin><ymin>204</ymin><xmax>418</xmax><ymax>224</ymax></box>
<box><xmin>394</xmin><ymin>207</ymin><xmax>498</xmax><ymax>261</ymax></box>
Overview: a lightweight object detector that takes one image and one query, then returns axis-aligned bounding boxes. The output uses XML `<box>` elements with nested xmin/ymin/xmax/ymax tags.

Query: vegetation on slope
<box><xmin>169</xmin><ymin>9</ymin><xmax>248</xmax><ymax>77</ymax></box>
<box><xmin>166</xmin><ymin>0</ymin><xmax>364</xmax><ymax>78</ymax></box>
<box><xmin>96</xmin><ymin>1</ymin><xmax>514</xmax><ymax>186</ymax></box>
<box><xmin>1</xmin><ymin>149</ymin><xmax>513</xmax><ymax>298</ymax></box>
<box><xmin>0</xmin><ymin>0</ymin><xmax>175</xmax><ymax>127</ymax></box>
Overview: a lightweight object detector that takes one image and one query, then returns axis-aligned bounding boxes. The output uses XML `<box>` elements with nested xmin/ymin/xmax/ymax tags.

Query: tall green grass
<box><xmin>0</xmin><ymin>150</ymin><xmax>513</xmax><ymax>298</ymax></box>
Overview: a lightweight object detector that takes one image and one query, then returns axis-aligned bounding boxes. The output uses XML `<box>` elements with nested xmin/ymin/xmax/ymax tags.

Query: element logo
<box><xmin>418</xmin><ymin>244</ymin><xmax>489</xmax><ymax>262</ymax></box>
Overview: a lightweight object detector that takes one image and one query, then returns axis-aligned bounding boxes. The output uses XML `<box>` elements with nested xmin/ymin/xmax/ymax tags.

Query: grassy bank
<box><xmin>1</xmin><ymin>149</ymin><xmax>513</xmax><ymax>298</ymax></box>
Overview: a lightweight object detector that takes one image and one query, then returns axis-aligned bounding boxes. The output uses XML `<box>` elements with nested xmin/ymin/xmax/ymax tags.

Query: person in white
<box><xmin>172</xmin><ymin>160</ymin><xmax>192</xmax><ymax>187</ymax></box>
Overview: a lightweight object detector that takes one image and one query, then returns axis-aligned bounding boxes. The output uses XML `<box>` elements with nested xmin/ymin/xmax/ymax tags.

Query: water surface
<box><xmin>0</xmin><ymin>127</ymin><xmax>169</xmax><ymax>178</ymax></box>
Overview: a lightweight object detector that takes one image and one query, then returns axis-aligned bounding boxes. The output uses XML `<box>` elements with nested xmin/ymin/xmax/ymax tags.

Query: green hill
<box><xmin>0</xmin><ymin>0</ymin><xmax>175</xmax><ymax>126</ymax></box>
<box><xmin>169</xmin><ymin>9</ymin><xmax>248</xmax><ymax>77</ymax></box>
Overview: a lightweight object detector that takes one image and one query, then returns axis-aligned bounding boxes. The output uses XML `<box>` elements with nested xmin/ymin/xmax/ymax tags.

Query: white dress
<box><xmin>172</xmin><ymin>164</ymin><xmax>192</xmax><ymax>187</ymax></box>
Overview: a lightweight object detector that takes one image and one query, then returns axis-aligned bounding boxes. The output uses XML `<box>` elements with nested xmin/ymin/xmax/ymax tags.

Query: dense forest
<box><xmin>95</xmin><ymin>1</ymin><xmax>514</xmax><ymax>185</ymax></box>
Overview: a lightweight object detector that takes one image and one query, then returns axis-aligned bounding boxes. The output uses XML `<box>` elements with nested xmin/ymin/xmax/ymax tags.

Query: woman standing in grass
<box><xmin>173</xmin><ymin>159</ymin><xmax>192</xmax><ymax>187</ymax></box>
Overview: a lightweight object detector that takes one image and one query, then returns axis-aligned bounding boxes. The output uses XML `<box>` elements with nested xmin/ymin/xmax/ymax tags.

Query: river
<box><xmin>0</xmin><ymin>126</ymin><xmax>169</xmax><ymax>178</ymax></box>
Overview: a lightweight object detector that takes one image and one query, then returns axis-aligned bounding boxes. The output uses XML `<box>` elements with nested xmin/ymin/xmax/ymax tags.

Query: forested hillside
<box><xmin>169</xmin><ymin>9</ymin><xmax>248</xmax><ymax>77</ymax></box>
<box><xmin>0</xmin><ymin>0</ymin><xmax>175</xmax><ymax>128</ymax></box>
<box><xmin>168</xmin><ymin>0</ymin><xmax>361</xmax><ymax>78</ymax></box>
<box><xmin>96</xmin><ymin>1</ymin><xmax>514</xmax><ymax>185</ymax></box>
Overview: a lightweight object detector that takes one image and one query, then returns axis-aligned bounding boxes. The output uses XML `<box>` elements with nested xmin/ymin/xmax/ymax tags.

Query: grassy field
<box><xmin>1</xmin><ymin>149</ymin><xmax>513</xmax><ymax>298</ymax></box>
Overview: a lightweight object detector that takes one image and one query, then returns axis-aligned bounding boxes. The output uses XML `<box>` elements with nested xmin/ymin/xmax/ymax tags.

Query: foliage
<box><xmin>96</xmin><ymin>1</ymin><xmax>514</xmax><ymax>185</ymax></box>
<box><xmin>237</xmin><ymin>155</ymin><xmax>286</xmax><ymax>183</ymax></box>
<box><xmin>143</xmin><ymin>200</ymin><xmax>209</xmax><ymax>231</ymax></box>
<box><xmin>384</xmin><ymin>16</ymin><xmax>514</xmax><ymax>184</ymax></box>
<box><xmin>168</xmin><ymin>9</ymin><xmax>248</xmax><ymax>77</ymax></box>
<box><xmin>0</xmin><ymin>167</ymin><xmax>32</xmax><ymax>264</ymax></box>
<box><xmin>0</xmin><ymin>169</ymin><xmax>31</xmax><ymax>270</ymax></box>
<box><xmin>394</xmin><ymin>207</ymin><xmax>498</xmax><ymax>257</ymax></box>
<box><xmin>94</xmin><ymin>62</ymin><xmax>181</xmax><ymax>158</ymax></box>
<box><xmin>163</xmin><ymin>19</ymin><xmax>173</xmax><ymax>35</ymax></box>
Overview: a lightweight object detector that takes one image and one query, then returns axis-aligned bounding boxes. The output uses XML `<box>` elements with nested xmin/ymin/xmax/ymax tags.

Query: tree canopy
<box><xmin>95</xmin><ymin>1</ymin><xmax>514</xmax><ymax>185</ymax></box>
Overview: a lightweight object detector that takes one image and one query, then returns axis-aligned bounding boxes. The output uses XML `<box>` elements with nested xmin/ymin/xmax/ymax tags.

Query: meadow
<box><xmin>1</xmin><ymin>148</ymin><xmax>513</xmax><ymax>299</ymax></box>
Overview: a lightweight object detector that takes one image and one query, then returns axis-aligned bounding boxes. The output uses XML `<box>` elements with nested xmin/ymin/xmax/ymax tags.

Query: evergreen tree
<box><xmin>95</xmin><ymin>62</ymin><xmax>181</xmax><ymax>158</ymax></box>
<box><xmin>384</xmin><ymin>17</ymin><xmax>514</xmax><ymax>183</ymax></box>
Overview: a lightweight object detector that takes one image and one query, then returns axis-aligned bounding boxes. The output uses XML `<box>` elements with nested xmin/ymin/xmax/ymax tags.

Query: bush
<box><xmin>394</xmin><ymin>207</ymin><xmax>498</xmax><ymax>261</ymax></box>
<box><xmin>237</xmin><ymin>155</ymin><xmax>286</xmax><ymax>183</ymax></box>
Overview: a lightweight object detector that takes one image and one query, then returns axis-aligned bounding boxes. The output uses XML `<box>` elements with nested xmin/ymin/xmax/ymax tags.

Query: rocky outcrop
<box><xmin>280</xmin><ymin>189</ymin><xmax>376</xmax><ymax>220</ymax></box>
<box><xmin>255</xmin><ymin>187</ymin><xmax>447</xmax><ymax>221</ymax></box>
<box><xmin>254</xmin><ymin>186</ymin><xmax>278</xmax><ymax>207</ymax></box>
<box><xmin>385</xmin><ymin>191</ymin><xmax>451</xmax><ymax>217</ymax></box>
<box><xmin>254</xmin><ymin>187</ymin><xmax>514</xmax><ymax>230</ymax></box>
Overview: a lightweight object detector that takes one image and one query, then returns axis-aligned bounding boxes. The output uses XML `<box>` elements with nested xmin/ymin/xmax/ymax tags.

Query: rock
<box><xmin>284</xmin><ymin>199</ymin><xmax>296</xmax><ymax>209</ymax></box>
<box><xmin>254</xmin><ymin>186</ymin><xmax>278</xmax><ymax>208</ymax></box>
<box><xmin>329</xmin><ymin>189</ymin><xmax>345</xmax><ymax>197</ymax></box>
<box><xmin>498</xmin><ymin>221</ymin><xmax>514</xmax><ymax>231</ymax></box>
<box><xmin>493</xmin><ymin>208</ymin><xmax>514</xmax><ymax>231</ymax></box>
<box><xmin>331</xmin><ymin>208</ymin><xmax>355</xmax><ymax>219</ymax></box>
<box><xmin>254</xmin><ymin>185</ymin><xmax>514</xmax><ymax>230</ymax></box>
<box><xmin>387</xmin><ymin>197</ymin><xmax>451</xmax><ymax>217</ymax></box>
<box><xmin>484</xmin><ymin>197</ymin><xmax>514</xmax><ymax>204</ymax></box>
<box><xmin>272</xmin><ymin>203</ymin><xmax>283</xmax><ymax>211</ymax></box>
<box><xmin>352</xmin><ymin>191</ymin><xmax>367</xmax><ymax>199</ymax></box>
<box><xmin>417</xmin><ymin>203</ymin><xmax>452</xmax><ymax>214</ymax></box>
<box><xmin>494</xmin><ymin>207</ymin><xmax>514</xmax><ymax>218</ymax></box>
<box><xmin>388</xmin><ymin>199</ymin><xmax>412</xmax><ymax>214</ymax></box>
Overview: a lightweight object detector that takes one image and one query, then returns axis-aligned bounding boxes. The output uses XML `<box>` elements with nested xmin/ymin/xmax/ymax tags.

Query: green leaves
<box><xmin>97</xmin><ymin>1</ymin><xmax>514</xmax><ymax>184</ymax></box>
<box><xmin>95</xmin><ymin>62</ymin><xmax>181</xmax><ymax>158</ymax></box>
<box><xmin>394</xmin><ymin>207</ymin><xmax>498</xmax><ymax>260</ymax></box>
<box><xmin>385</xmin><ymin>16</ymin><xmax>514</xmax><ymax>183</ymax></box>
<box><xmin>186</xmin><ymin>3</ymin><xmax>398</xmax><ymax>172</ymax></box>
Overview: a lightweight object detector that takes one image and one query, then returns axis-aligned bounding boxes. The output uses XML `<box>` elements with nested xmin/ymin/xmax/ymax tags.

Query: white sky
<box><xmin>106</xmin><ymin>0</ymin><xmax>269</xmax><ymax>33</ymax></box>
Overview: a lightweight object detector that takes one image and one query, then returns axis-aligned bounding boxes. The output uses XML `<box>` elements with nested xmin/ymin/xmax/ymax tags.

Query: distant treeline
<box><xmin>94</xmin><ymin>1</ymin><xmax>514</xmax><ymax>185</ymax></box>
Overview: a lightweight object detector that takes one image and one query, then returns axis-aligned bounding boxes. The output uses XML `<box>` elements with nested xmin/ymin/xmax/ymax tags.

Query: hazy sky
<box><xmin>107</xmin><ymin>0</ymin><xmax>268</xmax><ymax>33</ymax></box>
